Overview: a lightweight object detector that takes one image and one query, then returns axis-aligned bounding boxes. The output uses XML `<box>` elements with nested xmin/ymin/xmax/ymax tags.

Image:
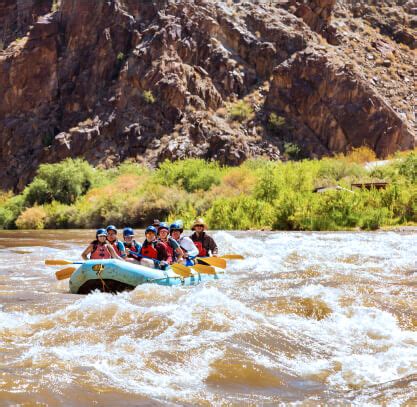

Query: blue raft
<box><xmin>69</xmin><ymin>259</ymin><xmax>223</xmax><ymax>294</ymax></box>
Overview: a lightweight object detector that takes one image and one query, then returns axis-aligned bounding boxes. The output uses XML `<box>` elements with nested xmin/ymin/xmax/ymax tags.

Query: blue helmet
<box><xmin>106</xmin><ymin>225</ymin><xmax>117</xmax><ymax>233</ymax></box>
<box><xmin>169</xmin><ymin>221</ymin><xmax>183</xmax><ymax>233</ymax></box>
<box><xmin>123</xmin><ymin>227</ymin><xmax>135</xmax><ymax>237</ymax></box>
<box><xmin>96</xmin><ymin>228</ymin><xmax>107</xmax><ymax>237</ymax></box>
<box><xmin>158</xmin><ymin>222</ymin><xmax>169</xmax><ymax>232</ymax></box>
<box><xmin>145</xmin><ymin>225</ymin><xmax>157</xmax><ymax>235</ymax></box>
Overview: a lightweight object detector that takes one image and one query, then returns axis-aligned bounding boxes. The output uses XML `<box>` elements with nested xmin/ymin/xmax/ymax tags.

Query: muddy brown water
<box><xmin>0</xmin><ymin>229</ymin><xmax>416</xmax><ymax>405</ymax></box>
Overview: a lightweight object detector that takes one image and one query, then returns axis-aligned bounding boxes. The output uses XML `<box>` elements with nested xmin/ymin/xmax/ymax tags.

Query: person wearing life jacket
<box><xmin>122</xmin><ymin>227</ymin><xmax>142</xmax><ymax>262</ymax></box>
<box><xmin>106</xmin><ymin>225</ymin><xmax>127</xmax><ymax>259</ymax></box>
<box><xmin>157</xmin><ymin>222</ymin><xmax>183</xmax><ymax>265</ymax></box>
<box><xmin>189</xmin><ymin>217</ymin><xmax>218</xmax><ymax>257</ymax></box>
<box><xmin>81</xmin><ymin>229</ymin><xmax>123</xmax><ymax>260</ymax></box>
<box><xmin>140</xmin><ymin>225</ymin><xmax>169</xmax><ymax>269</ymax></box>
<box><xmin>170</xmin><ymin>220</ymin><xmax>198</xmax><ymax>266</ymax></box>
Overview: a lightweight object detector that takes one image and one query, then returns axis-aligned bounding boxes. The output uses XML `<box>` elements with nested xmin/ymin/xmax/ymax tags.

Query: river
<box><xmin>0</xmin><ymin>229</ymin><xmax>416</xmax><ymax>406</ymax></box>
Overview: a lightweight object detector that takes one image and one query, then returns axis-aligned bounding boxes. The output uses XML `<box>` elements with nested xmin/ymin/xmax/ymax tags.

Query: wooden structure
<box><xmin>351</xmin><ymin>181</ymin><xmax>389</xmax><ymax>190</ymax></box>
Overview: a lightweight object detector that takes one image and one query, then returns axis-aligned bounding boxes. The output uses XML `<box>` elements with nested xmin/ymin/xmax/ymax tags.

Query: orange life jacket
<box><xmin>141</xmin><ymin>241</ymin><xmax>158</xmax><ymax>259</ymax></box>
<box><xmin>90</xmin><ymin>243</ymin><xmax>112</xmax><ymax>259</ymax></box>
<box><xmin>194</xmin><ymin>241</ymin><xmax>208</xmax><ymax>257</ymax></box>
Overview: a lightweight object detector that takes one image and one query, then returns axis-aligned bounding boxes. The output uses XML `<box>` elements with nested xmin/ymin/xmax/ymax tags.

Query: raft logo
<box><xmin>92</xmin><ymin>264</ymin><xmax>105</xmax><ymax>272</ymax></box>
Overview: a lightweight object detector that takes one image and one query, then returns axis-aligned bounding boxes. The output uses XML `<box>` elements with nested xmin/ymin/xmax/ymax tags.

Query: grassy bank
<box><xmin>0</xmin><ymin>148</ymin><xmax>416</xmax><ymax>231</ymax></box>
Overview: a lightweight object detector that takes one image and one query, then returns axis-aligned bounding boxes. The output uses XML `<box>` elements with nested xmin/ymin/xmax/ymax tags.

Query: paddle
<box><xmin>192</xmin><ymin>264</ymin><xmax>216</xmax><ymax>274</ymax></box>
<box><xmin>55</xmin><ymin>267</ymin><xmax>77</xmax><ymax>280</ymax></box>
<box><xmin>171</xmin><ymin>263</ymin><xmax>217</xmax><ymax>277</ymax></box>
<box><xmin>221</xmin><ymin>254</ymin><xmax>244</xmax><ymax>260</ymax></box>
<box><xmin>170</xmin><ymin>263</ymin><xmax>193</xmax><ymax>278</ymax></box>
<box><xmin>196</xmin><ymin>257</ymin><xmax>227</xmax><ymax>269</ymax></box>
<box><xmin>45</xmin><ymin>259</ymin><xmax>84</xmax><ymax>266</ymax></box>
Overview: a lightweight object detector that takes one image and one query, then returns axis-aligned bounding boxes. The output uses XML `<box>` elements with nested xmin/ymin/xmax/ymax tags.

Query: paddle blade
<box><xmin>197</xmin><ymin>257</ymin><xmax>227</xmax><ymax>269</ymax></box>
<box><xmin>192</xmin><ymin>264</ymin><xmax>216</xmax><ymax>274</ymax></box>
<box><xmin>55</xmin><ymin>267</ymin><xmax>76</xmax><ymax>280</ymax></box>
<box><xmin>221</xmin><ymin>254</ymin><xmax>244</xmax><ymax>260</ymax></box>
<box><xmin>45</xmin><ymin>259</ymin><xmax>73</xmax><ymax>266</ymax></box>
<box><xmin>170</xmin><ymin>264</ymin><xmax>192</xmax><ymax>278</ymax></box>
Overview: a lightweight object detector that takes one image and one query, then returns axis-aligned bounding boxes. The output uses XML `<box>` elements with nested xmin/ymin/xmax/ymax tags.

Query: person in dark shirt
<box><xmin>189</xmin><ymin>217</ymin><xmax>218</xmax><ymax>257</ymax></box>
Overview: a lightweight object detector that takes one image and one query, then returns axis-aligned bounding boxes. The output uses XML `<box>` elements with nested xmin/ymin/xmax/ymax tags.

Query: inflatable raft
<box><xmin>69</xmin><ymin>259</ymin><xmax>223</xmax><ymax>294</ymax></box>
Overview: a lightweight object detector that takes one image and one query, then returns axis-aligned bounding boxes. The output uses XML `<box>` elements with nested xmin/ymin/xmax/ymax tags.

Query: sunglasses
<box><xmin>195</xmin><ymin>224</ymin><xmax>204</xmax><ymax>227</ymax></box>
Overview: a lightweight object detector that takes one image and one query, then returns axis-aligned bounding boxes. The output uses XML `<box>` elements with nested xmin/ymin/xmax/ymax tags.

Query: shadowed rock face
<box><xmin>266</xmin><ymin>48</ymin><xmax>414</xmax><ymax>157</ymax></box>
<box><xmin>0</xmin><ymin>0</ymin><xmax>415</xmax><ymax>191</ymax></box>
<box><xmin>0</xmin><ymin>0</ymin><xmax>53</xmax><ymax>49</ymax></box>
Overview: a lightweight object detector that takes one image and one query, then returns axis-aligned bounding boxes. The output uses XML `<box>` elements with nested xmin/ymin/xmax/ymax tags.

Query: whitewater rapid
<box><xmin>0</xmin><ymin>230</ymin><xmax>416</xmax><ymax>405</ymax></box>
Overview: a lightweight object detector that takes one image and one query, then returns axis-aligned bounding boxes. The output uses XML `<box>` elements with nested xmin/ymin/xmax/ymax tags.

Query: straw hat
<box><xmin>191</xmin><ymin>217</ymin><xmax>207</xmax><ymax>231</ymax></box>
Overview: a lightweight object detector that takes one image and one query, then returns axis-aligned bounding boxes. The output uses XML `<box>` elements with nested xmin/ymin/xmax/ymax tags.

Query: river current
<box><xmin>0</xmin><ymin>229</ymin><xmax>416</xmax><ymax>406</ymax></box>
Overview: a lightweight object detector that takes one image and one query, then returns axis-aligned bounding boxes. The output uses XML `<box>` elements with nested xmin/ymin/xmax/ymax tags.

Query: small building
<box><xmin>351</xmin><ymin>181</ymin><xmax>389</xmax><ymax>190</ymax></box>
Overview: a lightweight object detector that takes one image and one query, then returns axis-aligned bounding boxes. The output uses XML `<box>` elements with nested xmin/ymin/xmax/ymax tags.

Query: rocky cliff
<box><xmin>0</xmin><ymin>0</ymin><xmax>415</xmax><ymax>191</ymax></box>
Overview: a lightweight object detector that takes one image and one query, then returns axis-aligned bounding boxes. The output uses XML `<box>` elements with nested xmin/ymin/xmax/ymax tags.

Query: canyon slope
<box><xmin>0</xmin><ymin>0</ymin><xmax>415</xmax><ymax>190</ymax></box>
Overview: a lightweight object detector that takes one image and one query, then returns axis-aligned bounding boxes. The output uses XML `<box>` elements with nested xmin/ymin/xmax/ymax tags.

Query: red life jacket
<box><xmin>194</xmin><ymin>241</ymin><xmax>208</xmax><ymax>257</ymax></box>
<box><xmin>159</xmin><ymin>240</ymin><xmax>174</xmax><ymax>264</ymax></box>
<box><xmin>90</xmin><ymin>243</ymin><xmax>112</xmax><ymax>259</ymax></box>
<box><xmin>109</xmin><ymin>240</ymin><xmax>122</xmax><ymax>256</ymax></box>
<box><xmin>141</xmin><ymin>241</ymin><xmax>158</xmax><ymax>259</ymax></box>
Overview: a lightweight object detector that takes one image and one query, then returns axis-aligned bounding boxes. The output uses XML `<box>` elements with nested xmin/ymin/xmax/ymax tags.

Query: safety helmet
<box><xmin>145</xmin><ymin>225</ymin><xmax>158</xmax><ymax>235</ymax></box>
<box><xmin>106</xmin><ymin>225</ymin><xmax>117</xmax><ymax>233</ymax></box>
<box><xmin>96</xmin><ymin>228</ymin><xmax>107</xmax><ymax>237</ymax></box>
<box><xmin>123</xmin><ymin>227</ymin><xmax>134</xmax><ymax>237</ymax></box>
<box><xmin>158</xmin><ymin>222</ymin><xmax>169</xmax><ymax>233</ymax></box>
<box><xmin>169</xmin><ymin>221</ymin><xmax>183</xmax><ymax>233</ymax></box>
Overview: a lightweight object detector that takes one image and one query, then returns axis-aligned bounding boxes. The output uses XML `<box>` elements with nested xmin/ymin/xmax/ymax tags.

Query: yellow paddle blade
<box><xmin>192</xmin><ymin>264</ymin><xmax>216</xmax><ymax>274</ymax></box>
<box><xmin>170</xmin><ymin>264</ymin><xmax>192</xmax><ymax>278</ymax></box>
<box><xmin>45</xmin><ymin>259</ymin><xmax>73</xmax><ymax>266</ymax></box>
<box><xmin>221</xmin><ymin>254</ymin><xmax>244</xmax><ymax>260</ymax></box>
<box><xmin>197</xmin><ymin>257</ymin><xmax>226</xmax><ymax>269</ymax></box>
<box><xmin>55</xmin><ymin>267</ymin><xmax>76</xmax><ymax>280</ymax></box>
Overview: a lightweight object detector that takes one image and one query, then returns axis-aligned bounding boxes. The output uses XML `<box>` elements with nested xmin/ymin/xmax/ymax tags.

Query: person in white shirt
<box><xmin>169</xmin><ymin>220</ymin><xmax>199</xmax><ymax>265</ymax></box>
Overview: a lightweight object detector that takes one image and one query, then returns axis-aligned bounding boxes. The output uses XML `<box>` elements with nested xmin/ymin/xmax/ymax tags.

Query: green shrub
<box><xmin>396</xmin><ymin>153</ymin><xmax>416</xmax><ymax>183</ymax></box>
<box><xmin>1</xmin><ymin>154</ymin><xmax>415</xmax><ymax>230</ymax></box>
<box><xmin>44</xmin><ymin>201</ymin><xmax>75</xmax><ymax>228</ymax></box>
<box><xmin>253</xmin><ymin>167</ymin><xmax>280</xmax><ymax>203</ymax></box>
<box><xmin>25</xmin><ymin>178</ymin><xmax>50</xmax><ymax>206</ymax></box>
<box><xmin>283</xmin><ymin>142</ymin><xmax>301</xmax><ymax>160</ymax></box>
<box><xmin>155</xmin><ymin>159</ymin><xmax>222</xmax><ymax>192</ymax></box>
<box><xmin>143</xmin><ymin>90</ymin><xmax>155</xmax><ymax>104</ymax></box>
<box><xmin>317</xmin><ymin>158</ymin><xmax>366</xmax><ymax>180</ymax></box>
<box><xmin>272</xmin><ymin>192</ymin><xmax>300</xmax><ymax>230</ymax></box>
<box><xmin>359</xmin><ymin>207</ymin><xmax>390</xmax><ymax>230</ymax></box>
<box><xmin>15</xmin><ymin>206</ymin><xmax>46</xmax><ymax>230</ymax></box>
<box><xmin>228</xmin><ymin>100</ymin><xmax>254</xmax><ymax>121</ymax></box>
<box><xmin>24</xmin><ymin>158</ymin><xmax>95</xmax><ymax>205</ymax></box>
<box><xmin>0</xmin><ymin>195</ymin><xmax>26</xmax><ymax>229</ymax></box>
<box><xmin>51</xmin><ymin>0</ymin><xmax>60</xmax><ymax>12</ymax></box>
<box><xmin>268</xmin><ymin>113</ymin><xmax>286</xmax><ymax>132</ymax></box>
<box><xmin>207</xmin><ymin>196</ymin><xmax>274</xmax><ymax>230</ymax></box>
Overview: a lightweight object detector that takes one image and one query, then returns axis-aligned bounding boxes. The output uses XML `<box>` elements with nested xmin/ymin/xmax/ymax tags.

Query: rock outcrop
<box><xmin>0</xmin><ymin>0</ymin><xmax>415</xmax><ymax>191</ymax></box>
<box><xmin>0</xmin><ymin>0</ymin><xmax>53</xmax><ymax>49</ymax></box>
<box><xmin>266</xmin><ymin>47</ymin><xmax>414</xmax><ymax>157</ymax></box>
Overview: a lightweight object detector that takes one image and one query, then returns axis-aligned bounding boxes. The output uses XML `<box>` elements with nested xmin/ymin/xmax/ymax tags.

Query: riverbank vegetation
<box><xmin>0</xmin><ymin>148</ymin><xmax>415</xmax><ymax>231</ymax></box>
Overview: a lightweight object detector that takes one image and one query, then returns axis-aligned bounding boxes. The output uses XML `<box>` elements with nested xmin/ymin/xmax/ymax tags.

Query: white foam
<box><xmin>1</xmin><ymin>230</ymin><xmax>416</xmax><ymax>403</ymax></box>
